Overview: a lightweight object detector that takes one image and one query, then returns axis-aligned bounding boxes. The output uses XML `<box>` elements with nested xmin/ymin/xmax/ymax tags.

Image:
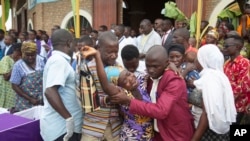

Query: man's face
<box><xmin>90</xmin><ymin>32</ymin><xmax>98</xmax><ymax>40</ymax></box>
<box><xmin>19</xmin><ymin>35</ymin><xmax>25</xmax><ymax>43</ymax></box>
<box><xmin>223</xmin><ymin>38</ymin><xmax>238</xmax><ymax>56</ymax></box>
<box><xmin>140</xmin><ymin>22</ymin><xmax>152</xmax><ymax>35</ymax></box>
<box><xmin>146</xmin><ymin>56</ymin><xmax>167</xmax><ymax>79</ymax></box>
<box><xmin>99</xmin><ymin>41</ymin><xmax>119</xmax><ymax>66</ymax></box>
<box><xmin>172</xmin><ymin>31</ymin><xmax>184</xmax><ymax>44</ymax></box>
<box><xmin>124</xmin><ymin>28</ymin><xmax>130</xmax><ymax>37</ymax></box>
<box><xmin>130</xmin><ymin>30</ymin><xmax>136</xmax><ymax>37</ymax></box>
<box><xmin>154</xmin><ymin>19</ymin><xmax>162</xmax><ymax>29</ymax></box>
<box><xmin>161</xmin><ymin>21</ymin><xmax>171</xmax><ymax>32</ymax></box>
<box><xmin>28</xmin><ymin>32</ymin><xmax>36</xmax><ymax>40</ymax></box>
<box><xmin>114</xmin><ymin>26</ymin><xmax>121</xmax><ymax>37</ymax></box>
<box><xmin>122</xmin><ymin>58</ymin><xmax>139</xmax><ymax>73</ymax></box>
<box><xmin>4</xmin><ymin>36</ymin><xmax>12</xmax><ymax>45</ymax></box>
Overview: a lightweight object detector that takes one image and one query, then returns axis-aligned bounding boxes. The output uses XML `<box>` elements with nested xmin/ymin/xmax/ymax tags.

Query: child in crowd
<box><xmin>188</xmin><ymin>37</ymin><xmax>197</xmax><ymax>48</ymax></box>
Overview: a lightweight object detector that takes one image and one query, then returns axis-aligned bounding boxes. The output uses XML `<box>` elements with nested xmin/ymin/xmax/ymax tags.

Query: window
<box><xmin>66</xmin><ymin>15</ymin><xmax>91</xmax><ymax>34</ymax></box>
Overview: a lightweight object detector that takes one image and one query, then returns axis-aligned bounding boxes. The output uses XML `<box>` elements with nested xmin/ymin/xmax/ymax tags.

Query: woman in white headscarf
<box><xmin>191</xmin><ymin>44</ymin><xmax>237</xmax><ymax>141</ymax></box>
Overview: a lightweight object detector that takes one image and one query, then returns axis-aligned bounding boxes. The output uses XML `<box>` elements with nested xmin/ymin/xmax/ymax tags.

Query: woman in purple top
<box><xmin>120</xmin><ymin>73</ymin><xmax>153</xmax><ymax>141</ymax></box>
<box><xmin>82</xmin><ymin>45</ymin><xmax>154</xmax><ymax>141</ymax></box>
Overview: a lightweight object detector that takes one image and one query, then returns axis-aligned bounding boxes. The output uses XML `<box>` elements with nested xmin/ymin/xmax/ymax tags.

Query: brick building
<box><xmin>9</xmin><ymin>0</ymin><xmax>238</xmax><ymax>35</ymax></box>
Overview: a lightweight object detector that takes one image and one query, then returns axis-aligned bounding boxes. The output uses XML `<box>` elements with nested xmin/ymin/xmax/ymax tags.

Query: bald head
<box><xmin>146</xmin><ymin>45</ymin><xmax>168</xmax><ymax>79</ymax></box>
<box><xmin>174</xmin><ymin>28</ymin><xmax>190</xmax><ymax>41</ymax></box>
<box><xmin>98</xmin><ymin>31</ymin><xmax>118</xmax><ymax>48</ymax></box>
<box><xmin>51</xmin><ymin>29</ymin><xmax>73</xmax><ymax>49</ymax></box>
<box><xmin>146</xmin><ymin>45</ymin><xmax>168</xmax><ymax>61</ymax></box>
<box><xmin>141</xmin><ymin>19</ymin><xmax>152</xmax><ymax>26</ymax></box>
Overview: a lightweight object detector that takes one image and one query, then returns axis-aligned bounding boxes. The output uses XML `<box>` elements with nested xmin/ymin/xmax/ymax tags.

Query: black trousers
<box><xmin>232</xmin><ymin>112</ymin><xmax>244</xmax><ymax>125</ymax></box>
<box><xmin>54</xmin><ymin>133</ymin><xmax>81</xmax><ymax>141</ymax></box>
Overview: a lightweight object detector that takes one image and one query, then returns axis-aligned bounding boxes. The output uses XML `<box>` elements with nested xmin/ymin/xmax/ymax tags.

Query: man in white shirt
<box><xmin>136</xmin><ymin>19</ymin><xmax>162</xmax><ymax>61</ymax></box>
<box><xmin>114</xmin><ymin>24</ymin><xmax>136</xmax><ymax>66</ymax></box>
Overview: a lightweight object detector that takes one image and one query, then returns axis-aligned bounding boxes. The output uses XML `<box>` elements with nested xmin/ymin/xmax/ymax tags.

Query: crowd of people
<box><xmin>0</xmin><ymin>2</ymin><xmax>250</xmax><ymax>141</ymax></box>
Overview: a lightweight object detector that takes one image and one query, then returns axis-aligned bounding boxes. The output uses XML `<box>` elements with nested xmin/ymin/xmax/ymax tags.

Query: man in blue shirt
<box><xmin>41</xmin><ymin>29</ymin><xmax>82</xmax><ymax>141</ymax></box>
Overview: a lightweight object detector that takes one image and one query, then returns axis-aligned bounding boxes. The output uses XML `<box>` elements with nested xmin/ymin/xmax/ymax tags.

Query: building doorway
<box><xmin>123</xmin><ymin>0</ymin><xmax>166</xmax><ymax>34</ymax></box>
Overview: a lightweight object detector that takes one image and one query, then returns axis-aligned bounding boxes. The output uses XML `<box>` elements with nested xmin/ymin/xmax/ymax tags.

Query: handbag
<box><xmin>78</xmin><ymin>58</ymin><xmax>100</xmax><ymax>113</ymax></box>
<box><xmin>188</xmin><ymin>88</ymin><xmax>202</xmax><ymax>108</ymax></box>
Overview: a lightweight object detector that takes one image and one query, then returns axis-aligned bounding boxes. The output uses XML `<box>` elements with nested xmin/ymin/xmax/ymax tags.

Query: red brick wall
<box><xmin>27</xmin><ymin>0</ymin><xmax>93</xmax><ymax>35</ymax></box>
<box><xmin>14</xmin><ymin>0</ymin><xmax>220</xmax><ymax>34</ymax></box>
<box><xmin>204</xmin><ymin>0</ymin><xmax>221</xmax><ymax>21</ymax></box>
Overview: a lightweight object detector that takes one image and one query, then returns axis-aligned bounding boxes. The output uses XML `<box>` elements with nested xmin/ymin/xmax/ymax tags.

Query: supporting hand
<box><xmin>110</xmin><ymin>88</ymin><xmax>131</xmax><ymax>105</ymax></box>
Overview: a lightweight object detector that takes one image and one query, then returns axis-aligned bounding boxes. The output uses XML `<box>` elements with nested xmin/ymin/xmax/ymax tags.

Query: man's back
<box><xmin>41</xmin><ymin>51</ymin><xmax>82</xmax><ymax>141</ymax></box>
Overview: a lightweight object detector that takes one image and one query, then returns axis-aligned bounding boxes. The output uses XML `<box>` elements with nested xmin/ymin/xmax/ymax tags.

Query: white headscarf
<box><xmin>194</xmin><ymin>44</ymin><xmax>237</xmax><ymax>134</ymax></box>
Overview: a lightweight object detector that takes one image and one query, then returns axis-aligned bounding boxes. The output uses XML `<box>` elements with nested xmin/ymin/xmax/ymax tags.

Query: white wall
<box><xmin>208</xmin><ymin>0</ymin><xmax>234</xmax><ymax>27</ymax></box>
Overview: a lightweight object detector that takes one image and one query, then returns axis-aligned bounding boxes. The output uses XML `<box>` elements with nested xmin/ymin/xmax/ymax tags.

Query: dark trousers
<box><xmin>54</xmin><ymin>133</ymin><xmax>81</xmax><ymax>141</ymax></box>
<box><xmin>232</xmin><ymin>112</ymin><xmax>244</xmax><ymax>125</ymax></box>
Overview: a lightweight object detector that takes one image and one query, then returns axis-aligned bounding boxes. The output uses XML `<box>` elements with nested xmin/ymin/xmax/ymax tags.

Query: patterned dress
<box><xmin>0</xmin><ymin>56</ymin><xmax>15</xmax><ymax>109</ymax></box>
<box><xmin>120</xmin><ymin>73</ymin><xmax>153</xmax><ymax>141</ymax></box>
<box><xmin>10</xmin><ymin>57</ymin><xmax>44</xmax><ymax>112</ymax></box>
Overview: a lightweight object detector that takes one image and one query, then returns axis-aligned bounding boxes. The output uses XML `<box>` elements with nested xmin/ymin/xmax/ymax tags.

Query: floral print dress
<box><xmin>120</xmin><ymin>73</ymin><xmax>153</xmax><ymax>141</ymax></box>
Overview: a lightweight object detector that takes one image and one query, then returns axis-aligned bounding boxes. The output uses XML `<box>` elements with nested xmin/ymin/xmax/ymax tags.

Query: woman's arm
<box><xmin>94</xmin><ymin>51</ymin><xmax>119</xmax><ymax>95</ymax></box>
<box><xmin>191</xmin><ymin>102</ymin><xmax>209</xmax><ymax>141</ymax></box>
<box><xmin>3</xmin><ymin>72</ymin><xmax>11</xmax><ymax>81</ymax></box>
<box><xmin>82</xmin><ymin>46</ymin><xmax>119</xmax><ymax>96</ymax></box>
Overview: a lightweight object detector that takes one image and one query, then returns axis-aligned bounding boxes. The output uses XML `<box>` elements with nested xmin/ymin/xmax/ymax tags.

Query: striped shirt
<box><xmin>82</xmin><ymin>59</ymin><xmax>122</xmax><ymax>138</ymax></box>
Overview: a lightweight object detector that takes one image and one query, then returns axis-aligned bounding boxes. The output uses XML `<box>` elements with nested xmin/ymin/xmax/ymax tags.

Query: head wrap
<box><xmin>194</xmin><ymin>44</ymin><xmax>236</xmax><ymax>134</ymax></box>
<box><xmin>207</xmin><ymin>29</ymin><xmax>219</xmax><ymax>40</ymax></box>
<box><xmin>167</xmin><ymin>44</ymin><xmax>185</xmax><ymax>55</ymax></box>
<box><xmin>21</xmin><ymin>42</ymin><xmax>37</xmax><ymax>57</ymax></box>
<box><xmin>104</xmin><ymin>66</ymin><xmax>124</xmax><ymax>85</ymax></box>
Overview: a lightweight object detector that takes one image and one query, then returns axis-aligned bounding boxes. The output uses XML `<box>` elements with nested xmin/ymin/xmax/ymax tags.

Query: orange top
<box><xmin>185</xmin><ymin>46</ymin><xmax>198</xmax><ymax>54</ymax></box>
<box><xmin>237</xmin><ymin>15</ymin><xmax>250</xmax><ymax>36</ymax></box>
